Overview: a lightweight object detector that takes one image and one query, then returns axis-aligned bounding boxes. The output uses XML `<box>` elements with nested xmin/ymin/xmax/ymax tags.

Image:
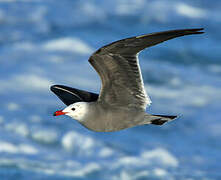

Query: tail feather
<box><xmin>144</xmin><ymin>114</ymin><xmax>177</xmax><ymax>125</ymax></box>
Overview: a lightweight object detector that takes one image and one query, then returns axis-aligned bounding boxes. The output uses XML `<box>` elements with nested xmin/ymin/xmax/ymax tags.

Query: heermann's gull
<box><xmin>51</xmin><ymin>28</ymin><xmax>204</xmax><ymax>132</ymax></box>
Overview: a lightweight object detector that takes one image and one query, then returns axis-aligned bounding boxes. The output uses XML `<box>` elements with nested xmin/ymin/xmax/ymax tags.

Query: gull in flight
<box><xmin>51</xmin><ymin>28</ymin><xmax>204</xmax><ymax>132</ymax></box>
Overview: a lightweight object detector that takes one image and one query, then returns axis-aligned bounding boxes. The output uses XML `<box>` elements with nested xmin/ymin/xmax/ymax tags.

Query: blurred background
<box><xmin>0</xmin><ymin>0</ymin><xmax>220</xmax><ymax>179</ymax></box>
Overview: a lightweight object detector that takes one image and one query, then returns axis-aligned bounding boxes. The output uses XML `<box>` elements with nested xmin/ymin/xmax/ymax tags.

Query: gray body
<box><xmin>51</xmin><ymin>28</ymin><xmax>204</xmax><ymax>132</ymax></box>
<box><xmin>81</xmin><ymin>101</ymin><xmax>146</xmax><ymax>132</ymax></box>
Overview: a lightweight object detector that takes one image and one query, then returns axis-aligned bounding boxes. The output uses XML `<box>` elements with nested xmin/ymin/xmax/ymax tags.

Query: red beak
<box><xmin>53</xmin><ymin>110</ymin><xmax>66</xmax><ymax>116</ymax></box>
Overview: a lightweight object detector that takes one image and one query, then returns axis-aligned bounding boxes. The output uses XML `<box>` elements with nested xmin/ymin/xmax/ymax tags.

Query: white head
<box><xmin>53</xmin><ymin>102</ymin><xmax>89</xmax><ymax>122</ymax></box>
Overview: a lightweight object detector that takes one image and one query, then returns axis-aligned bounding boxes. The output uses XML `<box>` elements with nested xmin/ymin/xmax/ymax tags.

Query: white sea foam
<box><xmin>51</xmin><ymin>162</ymin><xmax>100</xmax><ymax>178</ymax></box>
<box><xmin>113</xmin><ymin>170</ymin><xmax>150</xmax><ymax>180</ymax></box>
<box><xmin>147</xmin><ymin>84</ymin><xmax>221</xmax><ymax>108</ymax></box>
<box><xmin>175</xmin><ymin>3</ymin><xmax>207</xmax><ymax>18</ymax></box>
<box><xmin>116</xmin><ymin>0</ymin><xmax>145</xmax><ymax>15</ymax></box>
<box><xmin>169</xmin><ymin>77</ymin><xmax>182</xmax><ymax>87</ymax></box>
<box><xmin>13</xmin><ymin>41</ymin><xmax>37</xmax><ymax>51</ymax></box>
<box><xmin>16</xmin><ymin>74</ymin><xmax>52</xmax><ymax>91</ymax></box>
<box><xmin>0</xmin><ymin>141</ymin><xmax>18</xmax><ymax>153</ymax></box>
<box><xmin>47</xmin><ymin>55</ymin><xmax>64</xmax><ymax>63</ymax></box>
<box><xmin>117</xmin><ymin>156</ymin><xmax>141</xmax><ymax>167</ymax></box>
<box><xmin>141</xmin><ymin>148</ymin><xmax>179</xmax><ymax>167</ymax></box>
<box><xmin>139</xmin><ymin>1</ymin><xmax>172</xmax><ymax>23</ymax></box>
<box><xmin>0</xmin><ymin>116</ymin><xmax>4</xmax><ymax>124</ymax></box>
<box><xmin>99</xmin><ymin>147</ymin><xmax>114</xmax><ymax>158</ymax></box>
<box><xmin>31</xmin><ymin>129</ymin><xmax>58</xmax><ymax>144</ymax></box>
<box><xmin>133</xmin><ymin>170</ymin><xmax>150</xmax><ymax>180</ymax></box>
<box><xmin>115</xmin><ymin>147</ymin><xmax>178</xmax><ymax>168</ymax></box>
<box><xmin>64</xmin><ymin>162</ymin><xmax>101</xmax><ymax>177</ymax></box>
<box><xmin>80</xmin><ymin>2</ymin><xmax>106</xmax><ymax>21</ymax></box>
<box><xmin>29</xmin><ymin>6</ymin><xmax>47</xmax><ymax>24</ymax></box>
<box><xmin>0</xmin><ymin>74</ymin><xmax>53</xmax><ymax>93</ymax></box>
<box><xmin>0</xmin><ymin>157</ymin><xmax>100</xmax><ymax>178</ymax></box>
<box><xmin>117</xmin><ymin>171</ymin><xmax>133</xmax><ymax>180</ymax></box>
<box><xmin>0</xmin><ymin>141</ymin><xmax>38</xmax><ymax>154</ymax></box>
<box><xmin>208</xmin><ymin>64</ymin><xmax>221</xmax><ymax>73</ymax></box>
<box><xmin>29</xmin><ymin>115</ymin><xmax>42</xmax><ymax>123</ymax></box>
<box><xmin>18</xmin><ymin>144</ymin><xmax>38</xmax><ymax>155</ymax></box>
<box><xmin>43</xmin><ymin>37</ymin><xmax>93</xmax><ymax>55</ymax></box>
<box><xmin>13</xmin><ymin>37</ymin><xmax>93</xmax><ymax>55</ymax></box>
<box><xmin>61</xmin><ymin>131</ymin><xmax>96</xmax><ymax>155</ymax></box>
<box><xmin>6</xmin><ymin>102</ymin><xmax>20</xmax><ymax>111</ymax></box>
<box><xmin>5</xmin><ymin>122</ymin><xmax>30</xmax><ymax>137</ymax></box>
<box><xmin>152</xmin><ymin>168</ymin><xmax>168</xmax><ymax>177</ymax></box>
<box><xmin>0</xmin><ymin>10</ymin><xmax>4</xmax><ymax>22</ymax></box>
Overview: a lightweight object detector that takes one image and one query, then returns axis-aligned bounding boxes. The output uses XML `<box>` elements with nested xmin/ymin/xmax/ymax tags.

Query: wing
<box><xmin>89</xmin><ymin>28</ymin><xmax>204</xmax><ymax>109</ymax></box>
<box><xmin>50</xmin><ymin>85</ymin><xmax>99</xmax><ymax>106</ymax></box>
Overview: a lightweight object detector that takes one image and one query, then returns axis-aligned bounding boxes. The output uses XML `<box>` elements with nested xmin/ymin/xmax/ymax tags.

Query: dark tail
<box><xmin>144</xmin><ymin>114</ymin><xmax>178</xmax><ymax>125</ymax></box>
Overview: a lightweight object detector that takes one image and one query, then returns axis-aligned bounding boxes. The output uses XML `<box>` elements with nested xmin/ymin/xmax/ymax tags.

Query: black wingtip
<box><xmin>162</xmin><ymin>28</ymin><xmax>205</xmax><ymax>36</ymax></box>
<box><xmin>151</xmin><ymin>114</ymin><xmax>178</xmax><ymax>120</ymax></box>
<box><xmin>191</xmin><ymin>28</ymin><xmax>204</xmax><ymax>31</ymax></box>
<box><xmin>150</xmin><ymin>115</ymin><xmax>178</xmax><ymax>125</ymax></box>
<box><xmin>50</xmin><ymin>85</ymin><xmax>57</xmax><ymax>92</ymax></box>
<box><xmin>168</xmin><ymin>115</ymin><xmax>178</xmax><ymax>120</ymax></box>
<box><xmin>188</xmin><ymin>28</ymin><xmax>204</xmax><ymax>34</ymax></box>
<box><xmin>50</xmin><ymin>84</ymin><xmax>99</xmax><ymax>106</ymax></box>
<box><xmin>50</xmin><ymin>85</ymin><xmax>66</xmax><ymax>92</ymax></box>
<box><xmin>158</xmin><ymin>115</ymin><xmax>178</xmax><ymax>120</ymax></box>
<box><xmin>50</xmin><ymin>84</ymin><xmax>83</xmax><ymax>106</ymax></box>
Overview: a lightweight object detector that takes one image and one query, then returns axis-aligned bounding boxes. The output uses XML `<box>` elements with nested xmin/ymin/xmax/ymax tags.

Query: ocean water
<box><xmin>0</xmin><ymin>0</ymin><xmax>221</xmax><ymax>179</ymax></box>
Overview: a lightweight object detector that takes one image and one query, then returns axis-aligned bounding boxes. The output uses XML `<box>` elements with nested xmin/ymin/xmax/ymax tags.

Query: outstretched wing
<box><xmin>89</xmin><ymin>28</ymin><xmax>204</xmax><ymax>109</ymax></box>
<box><xmin>50</xmin><ymin>85</ymin><xmax>99</xmax><ymax>106</ymax></box>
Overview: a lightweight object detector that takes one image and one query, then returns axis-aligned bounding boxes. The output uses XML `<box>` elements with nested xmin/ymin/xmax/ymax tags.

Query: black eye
<box><xmin>72</xmin><ymin>108</ymin><xmax>75</xmax><ymax>111</ymax></box>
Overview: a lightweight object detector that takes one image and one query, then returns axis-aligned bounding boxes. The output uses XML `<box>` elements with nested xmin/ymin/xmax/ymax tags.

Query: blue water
<box><xmin>0</xmin><ymin>0</ymin><xmax>221</xmax><ymax>179</ymax></box>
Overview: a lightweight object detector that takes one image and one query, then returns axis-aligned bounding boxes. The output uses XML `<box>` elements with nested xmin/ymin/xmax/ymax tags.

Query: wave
<box><xmin>5</xmin><ymin>122</ymin><xmax>30</xmax><ymax>137</ymax></box>
<box><xmin>115</xmin><ymin>148</ymin><xmax>178</xmax><ymax>168</ymax></box>
<box><xmin>0</xmin><ymin>116</ymin><xmax>4</xmax><ymax>124</ymax></box>
<box><xmin>0</xmin><ymin>74</ymin><xmax>53</xmax><ymax>94</ymax></box>
<box><xmin>6</xmin><ymin>102</ymin><xmax>20</xmax><ymax>111</ymax></box>
<box><xmin>61</xmin><ymin>131</ymin><xmax>98</xmax><ymax>155</ymax></box>
<box><xmin>0</xmin><ymin>141</ymin><xmax>38</xmax><ymax>155</ymax></box>
<box><xmin>175</xmin><ymin>3</ymin><xmax>207</xmax><ymax>18</ymax></box>
<box><xmin>42</xmin><ymin>37</ymin><xmax>94</xmax><ymax>55</ymax></box>
<box><xmin>0</xmin><ymin>146</ymin><xmax>178</xmax><ymax>179</ymax></box>
<box><xmin>31</xmin><ymin>129</ymin><xmax>58</xmax><ymax>145</ymax></box>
